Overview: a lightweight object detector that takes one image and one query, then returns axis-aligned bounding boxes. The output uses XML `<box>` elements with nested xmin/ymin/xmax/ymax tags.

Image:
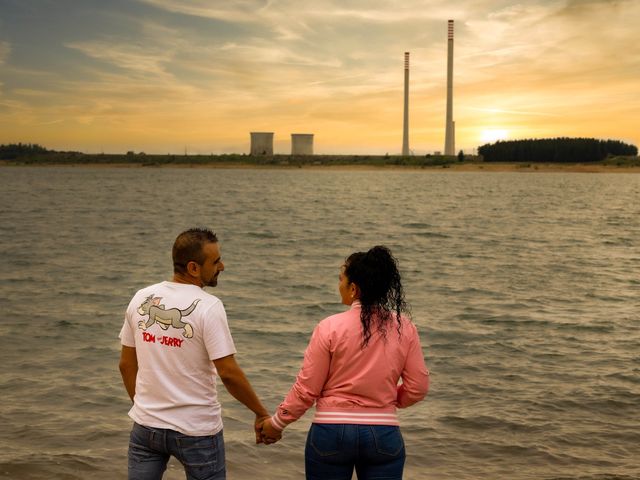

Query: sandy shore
<box><xmin>2</xmin><ymin>160</ymin><xmax>640</xmax><ymax>173</ymax></box>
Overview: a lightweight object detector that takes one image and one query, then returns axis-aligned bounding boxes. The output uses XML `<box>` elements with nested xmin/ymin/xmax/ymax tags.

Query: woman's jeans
<box><xmin>305</xmin><ymin>424</ymin><xmax>405</xmax><ymax>480</ymax></box>
<box><xmin>128</xmin><ymin>422</ymin><xmax>226</xmax><ymax>480</ymax></box>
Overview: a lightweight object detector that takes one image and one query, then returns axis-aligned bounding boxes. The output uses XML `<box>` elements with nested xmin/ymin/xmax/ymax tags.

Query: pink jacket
<box><xmin>271</xmin><ymin>302</ymin><xmax>429</xmax><ymax>431</ymax></box>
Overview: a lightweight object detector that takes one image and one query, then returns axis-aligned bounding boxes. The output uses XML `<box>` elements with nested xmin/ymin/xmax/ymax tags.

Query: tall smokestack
<box><xmin>402</xmin><ymin>52</ymin><xmax>410</xmax><ymax>156</ymax></box>
<box><xmin>444</xmin><ymin>20</ymin><xmax>455</xmax><ymax>156</ymax></box>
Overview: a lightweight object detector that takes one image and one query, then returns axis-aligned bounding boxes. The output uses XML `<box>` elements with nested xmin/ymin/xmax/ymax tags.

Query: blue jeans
<box><xmin>305</xmin><ymin>424</ymin><xmax>405</xmax><ymax>480</ymax></box>
<box><xmin>128</xmin><ymin>422</ymin><xmax>226</xmax><ymax>480</ymax></box>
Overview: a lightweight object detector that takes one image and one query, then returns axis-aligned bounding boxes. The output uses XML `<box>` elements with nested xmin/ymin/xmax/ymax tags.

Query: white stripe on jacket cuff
<box><xmin>270</xmin><ymin>413</ymin><xmax>287</xmax><ymax>431</ymax></box>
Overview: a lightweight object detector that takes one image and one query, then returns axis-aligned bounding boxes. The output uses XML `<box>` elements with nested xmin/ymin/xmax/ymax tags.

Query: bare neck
<box><xmin>172</xmin><ymin>272</ymin><xmax>202</xmax><ymax>287</ymax></box>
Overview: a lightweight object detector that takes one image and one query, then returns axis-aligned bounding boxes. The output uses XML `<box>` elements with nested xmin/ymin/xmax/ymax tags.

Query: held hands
<box><xmin>254</xmin><ymin>415</ymin><xmax>271</xmax><ymax>444</ymax></box>
<box><xmin>254</xmin><ymin>416</ymin><xmax>282</xmax><ymax>445</ymax></box>
<box><xmin>261</xmin><ymin>418</ymin><xmax>282</xmax><ymax>444</ymax></box>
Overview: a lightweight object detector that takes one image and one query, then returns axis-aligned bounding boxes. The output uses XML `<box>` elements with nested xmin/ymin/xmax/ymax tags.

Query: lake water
<box><xmin>0</xmin><ymin>166</ymin><xmax>639</xmax><ymax>480</ymax></box>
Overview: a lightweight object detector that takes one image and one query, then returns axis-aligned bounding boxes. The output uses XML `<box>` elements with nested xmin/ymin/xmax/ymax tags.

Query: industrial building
<box><xmin>250</xmin><ymin>132</ymin><xmax>274</xmax><ymax>156</ymax></box>
<box><xmin>291</xmin><ymin>134</ymin><xmax>314</xmax><ymax>155</ymax></box>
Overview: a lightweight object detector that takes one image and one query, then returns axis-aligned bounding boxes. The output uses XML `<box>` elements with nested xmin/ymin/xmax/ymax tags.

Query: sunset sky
<box><xmin>0</xmin><ymin>0</ymin><xmax>638</xmax><ymax>155</ymax></box>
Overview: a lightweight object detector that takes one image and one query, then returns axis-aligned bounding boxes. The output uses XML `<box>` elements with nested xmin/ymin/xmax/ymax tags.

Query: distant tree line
<box><xmin>0</xmin><ymin>143</ymin><xmax>51</xmax><ymax>159</ymax></box>
<box><xmin>478</xmin><ymin>138</ymin><xmax>638</xmax><ymax>163</ymax></box>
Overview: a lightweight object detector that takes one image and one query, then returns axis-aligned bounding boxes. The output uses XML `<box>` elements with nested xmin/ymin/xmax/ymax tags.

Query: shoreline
<box><xmin>2</xmin><ymin>160</ymin><xmax>640</xmax><ymax>173</ymax></box>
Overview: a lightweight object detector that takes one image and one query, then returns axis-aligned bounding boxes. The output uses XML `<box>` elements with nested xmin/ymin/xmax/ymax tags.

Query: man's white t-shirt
<box><xmin>119</xmin><ymin>281</ymin><xmax>236</xmax><ymax>436</ymax></box>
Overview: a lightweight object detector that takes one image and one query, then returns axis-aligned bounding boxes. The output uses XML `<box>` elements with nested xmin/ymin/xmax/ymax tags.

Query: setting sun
<box><xmin>480</xmin><ymin>129</ymin><xmax>510</xmax><ymax>144</ymax></box>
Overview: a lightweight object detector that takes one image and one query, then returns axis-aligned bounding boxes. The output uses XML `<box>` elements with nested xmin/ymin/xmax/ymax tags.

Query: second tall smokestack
<box><xmin>402</xmin><ymin>52</ymin><xmax>410</xmax><ymax>156</ymax></box>
<box><xmin>444</xmin><ymin>20</ymin><xmax>455</xmax><ymax>156</ymax></box>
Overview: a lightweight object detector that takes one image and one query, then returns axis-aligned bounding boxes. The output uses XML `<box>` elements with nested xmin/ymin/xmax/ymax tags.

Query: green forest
<box><xmin>0</xmin><ymin>143</ymin><xmax>51</xmax><ymax>158</ymax></box>
<box><xmin>478</xmin><ymin>138</ymin><xmax>637</xmax><ymax>163</ymax></box>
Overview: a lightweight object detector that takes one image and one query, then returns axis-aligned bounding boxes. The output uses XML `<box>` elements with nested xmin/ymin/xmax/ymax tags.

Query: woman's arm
<box><xmin>270</xmin><ymin>325</ymin><xmax>331</xmax><ymax>431</ymax></box>
<box><xmin>397</xmin><ymin>325</ymin><xmax>430</xmax><ymax>408</ymax></box>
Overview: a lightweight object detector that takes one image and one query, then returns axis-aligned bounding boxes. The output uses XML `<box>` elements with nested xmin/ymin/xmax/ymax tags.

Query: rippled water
<box><xmin>1</xmin><ymin>166</ymin><xmax>639</xmax><ymax>480</ymax></box>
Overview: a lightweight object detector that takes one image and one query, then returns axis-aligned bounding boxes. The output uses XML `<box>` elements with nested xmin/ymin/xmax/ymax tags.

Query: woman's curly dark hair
<box><xmin>344</xmin><ymin>245</ymin><xmax>409</xmax><ymax>348</ymax></box>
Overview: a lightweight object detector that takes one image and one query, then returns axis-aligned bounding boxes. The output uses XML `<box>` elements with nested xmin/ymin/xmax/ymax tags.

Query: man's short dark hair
<box><xmin>172</xmin><ymin>228</ymin><xmax>218</xmax><ymax>274</ymax></box>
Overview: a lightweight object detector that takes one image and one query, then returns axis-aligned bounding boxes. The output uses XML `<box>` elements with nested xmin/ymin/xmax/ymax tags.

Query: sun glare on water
<box><xmin>480</xmin><ymin>129</ymin><xmax>509</xmax><ymax>144</ymax></box>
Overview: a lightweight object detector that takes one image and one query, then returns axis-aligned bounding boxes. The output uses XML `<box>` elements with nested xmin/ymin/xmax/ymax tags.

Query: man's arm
<box><xmin>213</xmin><ymin>354</ymin><xmax>271</xmax><ymax>443</ymax></box>
<box><xmin>119</xmin><ymin>345</ymin><xmax>138</xmax><ymax>402</ymax></box>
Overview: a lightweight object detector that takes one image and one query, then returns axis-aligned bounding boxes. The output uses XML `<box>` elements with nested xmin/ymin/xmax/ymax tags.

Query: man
<box><xmin>119</xmin><ymin>227</ymin><xmax>272</xmax><ymax>479</ymax></box>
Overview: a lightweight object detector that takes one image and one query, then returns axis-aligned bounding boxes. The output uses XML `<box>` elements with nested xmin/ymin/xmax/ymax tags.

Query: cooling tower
<box><xmin>444</xmin><ymin>20</ymin><xmax>455</xmax><ymax>156</ymax></box>
<box><xmin>402</xmin><ymin>52</ymin><xmax>410</xmax><ymax>156</ymax></box>
<box><xmin>291</xmin><ymin>134</ymin><xmax>314</xmax><ymax>155</ymax></box>
<box><xmin>250</xmin><ymin>132</ymin><xmax>274</xmax><ymax>156</ymax></box>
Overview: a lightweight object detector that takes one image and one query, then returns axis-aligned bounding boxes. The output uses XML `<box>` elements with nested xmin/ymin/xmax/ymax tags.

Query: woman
<box><xmin>262</xmin><ymin>246</ymin><xmax>430</xmax><ymax>480</ymax></box>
